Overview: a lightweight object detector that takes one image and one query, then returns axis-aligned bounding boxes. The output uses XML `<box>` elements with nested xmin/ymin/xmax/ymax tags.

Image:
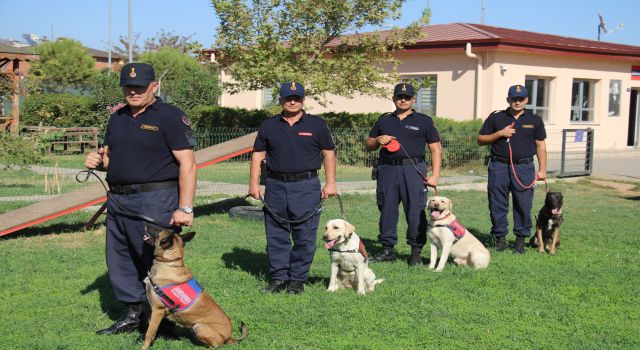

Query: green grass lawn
<box><xmin>0</xmin><ymin>181</ymin><xmax>638</xmax><ymax>349</ymax></box>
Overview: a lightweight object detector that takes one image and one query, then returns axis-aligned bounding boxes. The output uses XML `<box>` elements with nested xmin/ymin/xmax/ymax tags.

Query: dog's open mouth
<box><xmin>551</xmin><ymin>208</ymin><xmax>560</xmax><ymax>215</ymax></box>
<box><xmin>430</xmin><ymin>208</ymin><xmax>442</xmax><ymax>220</ymax></box>
<box><xmin>324</xmin><ymin>239</ymin><xmax>338</xmax><ymax>249</ymax></box>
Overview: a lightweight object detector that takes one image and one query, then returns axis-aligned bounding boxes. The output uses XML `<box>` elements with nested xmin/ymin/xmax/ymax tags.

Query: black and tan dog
<box><xmin>530</xmin><ymin>192</ymin><xmax>564</xmax><ymax>255</ymax></box>
<box><xmin>141</xmin><ymin>225</ymin><xmax>247</xmax><ymax>349</ymax></box>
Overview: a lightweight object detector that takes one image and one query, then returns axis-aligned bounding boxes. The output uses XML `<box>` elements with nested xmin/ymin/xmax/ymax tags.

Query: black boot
<box><xmin>261</xmin><ymin>279</ymin><xmax>288</xmax><ymax>293</ymax></box>
<box><xmin>96</xmin><ymin>302</ymin><xmax>143</xmax><ymax>335</ymax></box>
<box><xmin>370</xmin><ymin>247</ymin><xmax>397</xmax><ymax>263</ymax></box>
<box><xmin>408</xmin><ymin>248</ymin><xmax>422</xmax><ymax>266</ymax></box>
<box><xmin>286</xmin><ymin>281</ymin><xmax>305</xmax><ymax>295</ymax></box>
<box><xmin>513</xmin><ymin>236</ymin><xmax>526</xmax><ymax>254</ymax></box>
<box><xmin>495</xmin><ymin>236</ymin><xmax>507</xmax><ymax>252</ymax></box>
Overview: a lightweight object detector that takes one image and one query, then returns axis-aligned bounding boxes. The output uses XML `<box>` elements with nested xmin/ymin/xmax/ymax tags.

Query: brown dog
<box><xmin>141</xmin><ymin>225</ymin><xmax>247</xmax><ymax>349</ymax></box>
<box><xmin>531</xmin><ymin>191</ymin><xmax>564</xmax><ymax>255</ymax></box>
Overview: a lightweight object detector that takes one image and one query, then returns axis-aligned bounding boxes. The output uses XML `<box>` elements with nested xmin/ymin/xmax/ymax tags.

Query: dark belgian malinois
<box><xmin>141</xmin><ymin>225</ymin><xmax>247</xmax><ymax>349</ymax></box>
<box><xmin>530</xmin><ymin>192</ymin><xmax>564</xmax><ymax>255</ymax></box>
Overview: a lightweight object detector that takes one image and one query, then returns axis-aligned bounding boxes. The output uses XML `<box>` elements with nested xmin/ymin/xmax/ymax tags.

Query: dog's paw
<box><xmin>357</xmin><ymin>289</ymin><xmax>366</xmax><ymax>295</ymax></box>
<box><xmin>434</xmin><ymin>267</ymin><xmax>444</xmax><ymax>272</ymax></box>
<box><xmin>327</xmin><ymin>286</ymin><xmax>339</xmax><ymax>292</ymax></box>
<box><xmin>427</xmin><ymin>265</ymin><xmax>436</xmax><ymax>270</ymax></box>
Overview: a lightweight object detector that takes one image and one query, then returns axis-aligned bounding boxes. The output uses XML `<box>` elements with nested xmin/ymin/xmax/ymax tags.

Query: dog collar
<box><xmin>329</xmin><ymin>240</ymin><xmax>369</xmax><ymax>260</ymax></box>
<box><xmin>434</xmin><ymin>219</ymin><xmax>466</xmax><ymax>244</ymax></box>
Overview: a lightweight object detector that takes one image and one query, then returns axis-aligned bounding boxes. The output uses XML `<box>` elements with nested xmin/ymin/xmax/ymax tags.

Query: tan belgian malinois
<box><xmin>141</xmin><ymin>225</ymin><xmax>247</xmax><ymax>349</ymax></box>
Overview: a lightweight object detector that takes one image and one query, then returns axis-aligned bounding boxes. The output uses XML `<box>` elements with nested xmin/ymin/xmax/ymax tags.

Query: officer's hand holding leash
<box><xmin>85</xmin><ymin>145</ymin><xmax>109</xmax><ymax>171</ymax></box>
<box><xmin>171</xmin><ymin>209</ymin><xmax>193</xmax><ymax>227</ymax></box>
<box><xmin>248</xmin><ymin>183</ymin><xmax>264</xmax><ymax>200</ymax></box>
<box><xmin>376</xmin><ymin>135</ymin><xmax>396</xmax><ymax>146</ymax></box>
<box><xmin>322</xmin><ymin>182</ymin><xmax>337</xmax><ymax>199</ymax></box>
<box><xmin>501</xmin><ymin>123</ymin><xmax>516</xmax><ymax>139</ymax></box>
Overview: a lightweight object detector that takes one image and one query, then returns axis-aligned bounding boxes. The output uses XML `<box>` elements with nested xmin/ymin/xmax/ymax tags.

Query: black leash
<box><xmin>76</xmin><ymin>169</ymin><xmax>176</xmax><ymax>230</ymax></box>
<box><xmin>249</xmin><ymin>193</ymin><xmax>345</xmax><ymax>224</ymax></box>
<box><xmin>147</xmin><ymin>275</ymin><xmax>179</xmax><ymax>314</ymax></box>
<box><xmin>395</xmin><ymin>141</ymin><xmax>440</xmax><ymax>196</ymax></box>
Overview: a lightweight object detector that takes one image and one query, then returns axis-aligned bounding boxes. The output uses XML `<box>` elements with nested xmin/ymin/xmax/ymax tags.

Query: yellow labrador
<box><xmin>323</xmin><ymin>219</ymin><xmax>383</xmax><ymax>295</ymax></box>
<box><xmin>427</xmin><ymin>196</ymin><xmax>490</xmax><ymax>272</ymax></box>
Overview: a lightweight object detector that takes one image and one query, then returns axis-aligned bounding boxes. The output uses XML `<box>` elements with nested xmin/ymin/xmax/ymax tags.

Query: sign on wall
<box><xmin>609</xmin><ymin>80</ymin><xmax>621</xmax><ymax>117</ymax></box>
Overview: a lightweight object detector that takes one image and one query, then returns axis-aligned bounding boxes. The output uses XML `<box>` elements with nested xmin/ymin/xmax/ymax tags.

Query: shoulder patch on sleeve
<box><xmin>181</xmin><ymin>115</ymin><xmax>191</xmax><ymax>126</ymax></box>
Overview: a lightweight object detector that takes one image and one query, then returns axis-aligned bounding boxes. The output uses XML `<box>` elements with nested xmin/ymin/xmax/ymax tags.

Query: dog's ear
<box><xmin>180</xmin><ymin>231</ymin><xmax>196</xmax><ymax>244</ymax></box>
<box><xmin>345</xmin><ymin>221</ymin><xmax>356</xmax><ymax>238</ymax></box>
<box><xmin>446</xmin><ymin>197</ymin><xmax>452</xmax><ymax>211</ymax></box>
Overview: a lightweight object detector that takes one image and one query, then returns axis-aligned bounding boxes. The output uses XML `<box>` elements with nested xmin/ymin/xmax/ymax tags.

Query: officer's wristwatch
<box><xmin>177</xmin><ymin>206</ymin><xmax>193</xmax><ymax>214</ymax></box>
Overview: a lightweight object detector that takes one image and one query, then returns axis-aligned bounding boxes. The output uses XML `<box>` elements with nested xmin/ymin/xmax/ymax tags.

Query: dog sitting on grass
<box><xmin>323</xmin><ymin>219</ymin><xmax>384</xmax><ymax>295</ymax></box>
<box><xmin>141</xmin><ymin>225</ymin><xmax>247</xmax><ymax>349</ymax></box>
<box><xmin>530</xmin><ymin>191</ymin><xmax>564</xmax><ymax>255</ymax></box>
<box><xmin>427</xmin><ymin>196</ymin><xmax>490</xmax><ymax>272</ymax></box>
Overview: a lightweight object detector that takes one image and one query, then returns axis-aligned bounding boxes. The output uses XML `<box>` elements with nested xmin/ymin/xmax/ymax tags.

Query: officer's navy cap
<box><xmin>279</xmin><ymin>82</ymin><xmax>305</xmax><ymax>98</ymax></box>
<box><xmin>393</xmin><ymin>83</ymin><xmax>415</xmax><ymax>98</ymax></box>
<box><xmin>508</xmin><ymin>85</ymin><xmax>528</xmax><ymax>99</ymax></box>
<box><xmin>120</xmin><ymin>63</ymin><xmax>155</xmax><ymax>87</ymax></box>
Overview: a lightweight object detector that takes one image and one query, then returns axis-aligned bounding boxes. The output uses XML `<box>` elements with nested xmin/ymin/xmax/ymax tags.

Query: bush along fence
<box><xmin>193</xmin><ymin>127</ymin><xmax>487</xmax><ymax>169</ymax></box>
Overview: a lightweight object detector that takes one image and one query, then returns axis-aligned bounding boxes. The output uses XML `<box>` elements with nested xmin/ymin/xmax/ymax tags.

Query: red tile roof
<box><xmin>406</xmin><ymin>23</ymin><xmax>640</xmax><ymax>60</ymax></box>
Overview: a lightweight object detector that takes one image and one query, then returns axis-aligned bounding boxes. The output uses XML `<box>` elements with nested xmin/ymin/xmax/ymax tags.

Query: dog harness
<box><xmin>149</xmin><ymin>276</ymin><xmax>203</xmax><ymax>313</ymax></box>
<box><xmin>434</xmin><ymin>219</ymin><xmax>466</xmax><ymax>244</ymax></box>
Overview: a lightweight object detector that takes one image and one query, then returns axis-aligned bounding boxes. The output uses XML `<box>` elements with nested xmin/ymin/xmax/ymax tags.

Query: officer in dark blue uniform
<box><xmin>249</xmin><ymin>82</ymin><xmax>337</xmax><ymax>294</ymax></box>
<box><xmin>478</xmin><ymin>84</ymin><xmax>547</xmax><ymax>254</ymax></box>
<box><xmin>366</xmin><ymin>83</ymin><xmax>442</xmax><ymax>266</ymax></box>
<box><xmin>85</xmin><ymin>63</ymin><xmax>197</xmax><ymax>334</ymax></box>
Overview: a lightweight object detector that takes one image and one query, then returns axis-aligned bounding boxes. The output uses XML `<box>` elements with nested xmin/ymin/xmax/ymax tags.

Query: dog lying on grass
<box><xmin>323</xmin><ymin>219</ymin><xmax>384</xmax><ymax>295</ymax></box>
<box><xmin>427</xmin><ymin>196</ymin><xmax>490</xmax><ymax>272</ymax></box>
<box><xmin>141</xmin><ymin>225</ymin><xmax>247</xmax><ymax>349</ymax></box>
<box><xmin>530</xmin><ymin>191</ymin><xmax>564</xmax><ymax>255</ymax></box>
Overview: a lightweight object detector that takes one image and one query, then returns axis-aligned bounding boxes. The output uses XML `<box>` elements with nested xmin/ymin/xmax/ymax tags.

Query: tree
<box><xmin>112</xmin><ymin>33</ymin><xmax>142</xmax><ymax>61</ymax></box>
<box><xmin>211</xmin><ymin>0</ymin><xmax>429</xmax><ymax>103</ymax></box>
<box><xmin>144</xmin><ymin>30</ymin><xmax>203</xmax><ymax>55</ymax></box>
<box><xmin>139</xmin><ymin>47</ymin><xmax>219</xmax><ymax>108</ymax></box>
<box><xmin>30</xmin><ymin>38</ymin><xmax>97</xmax><ymax>93</ymax></box>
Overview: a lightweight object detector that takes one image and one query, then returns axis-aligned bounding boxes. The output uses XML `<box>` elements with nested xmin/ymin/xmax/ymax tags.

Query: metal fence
<box><xmin>1</xmin><ymin>127</ymin><xmax>590</xmax><ymax>207</ymax></box>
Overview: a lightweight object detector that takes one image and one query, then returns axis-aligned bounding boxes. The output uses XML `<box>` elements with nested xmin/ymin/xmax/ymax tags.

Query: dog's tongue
<box><xmin>430</xmin><ymin>210</ymin><xmax>441</xmax><ymax>220</ymax></box>
<box><xmin>551</xmin><ymin>208</ymin><xmax>559</xmax><ymax>215</ymax></box>
<box><xmin>324</xmin><ymin>240</ymin><xmax>336</xmax><ymax>249</ymax></box>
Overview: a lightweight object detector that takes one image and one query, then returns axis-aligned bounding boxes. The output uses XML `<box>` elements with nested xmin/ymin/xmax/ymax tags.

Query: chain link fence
<box><xmin>2</xmin><ymin>127</ymin><xmax>580</xmax><ymax>209</ymax></box>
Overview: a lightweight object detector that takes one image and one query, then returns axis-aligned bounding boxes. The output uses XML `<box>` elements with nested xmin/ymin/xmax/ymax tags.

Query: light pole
<box><xmin>128</xmin><ymin>0</ymin><xmax>133</xmax><ymax>63</ymax></box>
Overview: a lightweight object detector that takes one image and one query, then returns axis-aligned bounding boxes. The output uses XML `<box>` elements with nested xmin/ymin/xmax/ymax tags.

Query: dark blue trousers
<box><xmin>263</xmin><ymin>177</ymin><xmax>321</xmax><ymax>282</ymax></box>
<box><xmin>375</xmin><ymin>162</ymin><xmax>428</xmax><ymax>249</ymax></box>
<box><xmin>487</xmin><ymin>160</ymin><xmax>536</xmax><ymax>238</ymax></box>
<box><xmin>105</xmin><ymin>187</ymin><xmax>178</xmax><ymax>303</ymax></box>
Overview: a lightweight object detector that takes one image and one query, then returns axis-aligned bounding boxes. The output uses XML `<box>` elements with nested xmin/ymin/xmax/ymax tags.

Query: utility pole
<box><xmin>128</xmin><ymin>0</ymin><xmax>133</xmax><ymax>63</ymax></box>
<box><xmin>108</xmin><ymin>0</ymin><xmax>112</xmax><ymax>71</ymax></box>
<box><xmin>481</xmin><ymin>0</ymin><xmax>485</xmax><ymax>24</ymax></box>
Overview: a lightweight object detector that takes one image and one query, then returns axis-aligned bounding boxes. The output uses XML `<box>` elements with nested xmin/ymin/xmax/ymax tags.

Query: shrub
<box><xmin>21</xmin><ymin>93</ymin><xmax>94</xmax><ymax>127</ymax></box>
<box><xmin>189</xmin><ymin>105</ymin><xmax>270</xmax><ymax>129</ymax></box>
<box><xmin>0</xmin><ymin>133</ymin><xmax>44</xmax><ymax>165</ymax></box>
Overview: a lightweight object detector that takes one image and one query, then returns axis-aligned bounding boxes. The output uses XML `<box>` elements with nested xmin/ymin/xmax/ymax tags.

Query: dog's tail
<box><xmin>374</xmin><ymin>279</ymin><xmax>384</xmax><ymax>286</ymax></box>
<box><xmin>226</xmin><ymin>321</ymin><xmax>248</xmax><ymax>344</ymax></box>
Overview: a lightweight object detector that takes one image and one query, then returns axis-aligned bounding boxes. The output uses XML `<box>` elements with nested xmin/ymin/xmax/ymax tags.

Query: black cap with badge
<box><xmin>393</xmin><ymin>83</ymin><xmax>415</xmax><ymax>98</ymax></box>
<box><xmin>120</xmin><ymin>63</ymin><xmax>155</xmax><ymax>87</ymax></box>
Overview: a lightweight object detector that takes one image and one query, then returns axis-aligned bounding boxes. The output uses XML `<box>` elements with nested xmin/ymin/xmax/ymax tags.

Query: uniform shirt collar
<box><xmin>393</xmin><ymin>109</ymin><xmax>416</xmax><ymax>118</ymax></box>
<box><xmin>278</xmin><ymin>110</ymin><xmax>307</xmax><ymax>124</ymax></box>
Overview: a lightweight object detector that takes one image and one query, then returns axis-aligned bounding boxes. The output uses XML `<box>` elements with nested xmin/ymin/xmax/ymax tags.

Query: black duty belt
<box><xmin>109</xmin><ymin>180</ymin><xmax>178</xmax><ymax>195</ymax></box>
<box><xmin>268</xmin><ymin>170</ymin><xmax>318</xmax><ymax>182</ymax></box>
<box><xmin>491</xmin><ymin>156</ymin><xmax>533</xmax><ymax>165</ymax></box>
<box><xmin>379</xmin><ymin>157</ymin><xmax>424</xmax><ymax>166</ymax></box>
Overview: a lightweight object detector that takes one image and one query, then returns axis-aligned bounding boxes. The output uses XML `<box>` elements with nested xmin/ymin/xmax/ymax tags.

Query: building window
<box><xmin>571</xmin><ymin>79</ymin><xmax>595</xmax><ymax>122</ymax></box>
<box><xmin>525</xmin><ymin>77</ymin><xmax>550</xmax><ymax>121</ymax></box>
<box><xmin>262</xmin><ymin>87</ymin><xmax>277</xmax><ymax>107</ymax></box>
<box><xmin>402</xmin><ymin>75</ymin><xmax>437</xmax><ymax>116</ymax></box>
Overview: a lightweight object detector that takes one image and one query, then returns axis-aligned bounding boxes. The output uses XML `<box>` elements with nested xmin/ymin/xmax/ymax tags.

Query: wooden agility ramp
<box><xmin>0</xmin><ymin>132</ymin><xmax>256</xmax><ymax>237</ymax></box>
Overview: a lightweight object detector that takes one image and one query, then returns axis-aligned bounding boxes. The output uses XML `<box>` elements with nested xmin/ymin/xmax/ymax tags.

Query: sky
<box><xmin>1</xmin><ymin>0</ymin><xmax>638</xmax><ymax>51</ymax></box>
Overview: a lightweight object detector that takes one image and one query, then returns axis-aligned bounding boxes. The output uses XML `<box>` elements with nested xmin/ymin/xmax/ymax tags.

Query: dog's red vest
<box><xmin>435</xmin><ymin>220</ymin><xmax>466</xmax><ymax>240</ymax></box>
<box><xmin>157</xmin><ymin>278</ymin><xmax>203</xmax><ymax>312</ymax></box>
